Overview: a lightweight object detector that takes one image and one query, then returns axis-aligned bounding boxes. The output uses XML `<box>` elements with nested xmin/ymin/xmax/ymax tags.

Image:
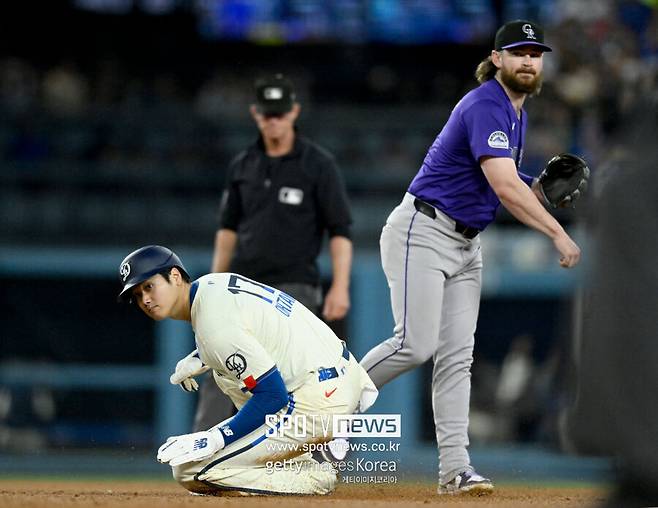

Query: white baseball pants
<box><xmin>172</xmin><ymin>349</ymin><xmax>376</xmax><ymax>495</ymax></box>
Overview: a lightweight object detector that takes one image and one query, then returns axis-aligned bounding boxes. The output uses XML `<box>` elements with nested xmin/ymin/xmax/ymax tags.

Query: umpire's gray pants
<box><xmin>360</xmin><ymin>193</ymin><xmax>482</xmax><ymax>483</ymax></box>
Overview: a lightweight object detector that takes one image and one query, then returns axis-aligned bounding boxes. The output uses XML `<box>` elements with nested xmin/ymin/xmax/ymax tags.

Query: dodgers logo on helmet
<box><xmin>522</xmin><ymin>23</ymin><xmax>537</xmax><ymax>40</ymax></box>
<box><xmin>120</xmin><ymin>262</ymin><xmax>131</xmax><ymax>282</ymax></box>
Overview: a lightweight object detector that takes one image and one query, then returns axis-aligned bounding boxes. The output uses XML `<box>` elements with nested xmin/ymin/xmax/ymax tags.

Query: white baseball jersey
<box><xmin>191</xmin><ymin>273</ymin><xmax>346</xmax><ymax>407</ymax></box>
<box><xmin>171</xmin><ymin>272</ymin><xmax>378</xmax><ymax>495</ymax></box>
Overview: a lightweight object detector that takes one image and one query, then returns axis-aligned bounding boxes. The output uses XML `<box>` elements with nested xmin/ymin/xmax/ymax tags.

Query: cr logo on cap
<box><xmin>522</xmin><ymin>23</ymin><xmax>537</xmax><ymax>40</ymax></box>
<box><xmin>120</xmin><ymin>262</ymin><xmax>131</xmax><ymax>282</ymax></box>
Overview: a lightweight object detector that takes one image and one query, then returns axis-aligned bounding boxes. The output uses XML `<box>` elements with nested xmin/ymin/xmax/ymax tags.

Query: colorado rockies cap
<box><xmin>494</xmin><ymin>20</ymin><xmax>552</xmax><ymax>52</ymax></box>
<box><xmin>255</xmin><ymin>74</ymin><xmax>296</xmax><ymax>116</ymax></box>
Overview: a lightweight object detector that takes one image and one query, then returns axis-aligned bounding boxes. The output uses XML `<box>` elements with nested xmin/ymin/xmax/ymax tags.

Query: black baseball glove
<box><xmin>537</xmin><ymin>153</ymin><xmax>590</xmax><ymax>208</ymax></box>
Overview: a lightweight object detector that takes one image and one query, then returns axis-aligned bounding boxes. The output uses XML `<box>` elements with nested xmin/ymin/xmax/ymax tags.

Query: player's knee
<box><xmin>177</xmin><ymin>479</ymin><xmax>219</xmax><ymax>495</ymax></box>
<box><xmin>435</xmin><ymin>355</ymin><xmax>473</xmax><ymax>378</ymax></box>
<box><xmin>172</xmin><ymin>465</ymin><xmax>224</xmax><ymax>495</ymax></box>
<box><xmin>405</xmin><ymin>348</ymin><xmax>434</xmax><ymax>366</ymax></box>
<box><xmin>454</xmin><ymin>352</ymin><xmax>474</xmax><ymax>371</ymax></box>
<box><xmin>313</xmin><ymin>468</ymin><xmax>338</xmax><ymax>495</ymax></box>
<box><xmin>171</xmin><ymin>462</ymin><xmax>198</xmax><ymax>485</ymax></box>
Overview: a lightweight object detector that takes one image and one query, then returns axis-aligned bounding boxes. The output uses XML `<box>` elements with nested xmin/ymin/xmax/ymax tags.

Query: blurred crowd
<box><xmin>1</xmin><ymin>2</ymin><xmax>656</xmax><ymax>175</ymax></box>
<box><xmin>0</xmin><ymin>57</ymin><xmax>435</xmax><ymax>199</ymax></box>
<box><xmin>549</xmin><ymin>0</ymin><xmax>658</xmax><ymax>156</ymax></box>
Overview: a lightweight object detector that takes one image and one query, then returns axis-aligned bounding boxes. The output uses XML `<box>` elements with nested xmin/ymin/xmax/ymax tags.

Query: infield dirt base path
<box><xmin>0</xmin><ymin>480</ymin><xmax>607</xmax><ymax>508</ymax></box>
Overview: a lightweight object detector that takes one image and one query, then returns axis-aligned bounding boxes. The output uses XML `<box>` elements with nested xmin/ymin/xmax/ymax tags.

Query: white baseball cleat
<box><xmin>437</xmin><ymin>469</ymin><xmax>494</xmax><ymax>495</ymax></box>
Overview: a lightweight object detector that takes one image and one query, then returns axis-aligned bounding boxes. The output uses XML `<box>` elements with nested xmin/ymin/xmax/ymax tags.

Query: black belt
<box><xmin>413</xmin><ymin>198</ymin><xmax>480</xmax><ymax>239</ymax></box>
<box><xmin>317</xmin><ymin>343</ymin><xmax>350</xmax><ymax>382</ymax></box>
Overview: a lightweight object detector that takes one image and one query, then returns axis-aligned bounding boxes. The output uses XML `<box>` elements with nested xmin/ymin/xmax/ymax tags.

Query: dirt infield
<box><xmin>0</xmin><ymin>479</ymin><xmax>607</xmax><ymax>508</ymax></box>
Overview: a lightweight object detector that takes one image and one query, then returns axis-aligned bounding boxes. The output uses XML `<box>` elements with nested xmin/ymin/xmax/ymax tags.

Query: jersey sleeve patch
<box><xmin>487</xmin><ymin>131</ymin><xmax>509</xmax><ymax>149</ymax></box>
<box><xmin>243</xmin><ymin>375</ymin><xmax>257</xmax><ymax>390</ymax></box>
<box><xmin>225</xmin><ymin>352</ymin><xmax>248</xmax><ymax>378</ymax></box>
<box><xmin>240</xmin><ymin>366</ymin><xmax>277</xmax><ymax>392</ymax></box>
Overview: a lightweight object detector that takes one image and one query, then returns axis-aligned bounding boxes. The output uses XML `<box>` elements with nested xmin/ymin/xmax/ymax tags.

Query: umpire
<box><xmin>193</xmin><ymin>73</ymin><xmax>354</xmax><ymax>431</ymax></box>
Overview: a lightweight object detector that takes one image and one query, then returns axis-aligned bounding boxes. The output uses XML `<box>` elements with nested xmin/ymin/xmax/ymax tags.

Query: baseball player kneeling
<box><xmin>117</xmin><ymin>245</ymin><xmax>377</xmax><ymax>496</ymax></box>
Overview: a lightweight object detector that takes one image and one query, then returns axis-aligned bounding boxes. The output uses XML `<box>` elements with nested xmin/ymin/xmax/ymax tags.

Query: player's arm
<box><xmin>157</xmin><ymin>321</ymin><xmax>288</xmax><ymax>466</ymax></box>
<box><xmin>217</xmin><ymin>366</ymin><xmax>289</xmax><ymax>445</ymax></box>
<box><xmin>480</xmin><ymin>156</ymin><xmax>580</xmax><ymax>268</ymax></box>
<box><xmin>199</xmin><ymin>323</ymin><xmax>290</xmax><ymax>446</ymax></box>
<box><xmin>517</xmin><ymin>171</ymin><xmax>548</xmax><ymax>202</ymax></box>
<box><xmin>156</xmin><ymin>365</ymin><xmax>288</xmax><ymax>466</ymax></box>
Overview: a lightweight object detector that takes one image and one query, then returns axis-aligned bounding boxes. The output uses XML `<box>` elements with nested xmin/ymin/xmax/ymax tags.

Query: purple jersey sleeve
<box><xmin>463</xmin><ymin>99</ymin><xmax>514</xmax><ymax>162</ymax></box>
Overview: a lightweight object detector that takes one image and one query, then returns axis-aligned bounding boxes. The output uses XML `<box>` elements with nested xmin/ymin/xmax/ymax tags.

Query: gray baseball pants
<box><xmin>360</xmin><ymin>192</ymin><xmax>482</xmax><ymax>484</ymax></box>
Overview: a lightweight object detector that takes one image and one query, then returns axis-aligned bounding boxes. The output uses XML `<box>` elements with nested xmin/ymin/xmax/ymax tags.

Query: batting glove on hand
<box><xmin>169</xmin><ymin>349</ymin><xmax>211</xmax><ymax>392</ymax></box>
<box><xmin>157</xmin><ymin>429</ymin><xmax>225</xmax><ymax>467</ymax></box>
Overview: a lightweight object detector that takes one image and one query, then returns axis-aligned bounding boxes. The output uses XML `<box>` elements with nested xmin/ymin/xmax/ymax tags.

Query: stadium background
<box><xmin>1</xmin><ymin>0</ymin><xmax>656</xmax><ymax>490</ymax></box>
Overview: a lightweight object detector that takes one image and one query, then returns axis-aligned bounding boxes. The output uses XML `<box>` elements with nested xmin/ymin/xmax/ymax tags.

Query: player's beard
<box><xmin>500</xmin><ymin>66</ymin><xmax>543</xmax><ymax>95</ymax></box>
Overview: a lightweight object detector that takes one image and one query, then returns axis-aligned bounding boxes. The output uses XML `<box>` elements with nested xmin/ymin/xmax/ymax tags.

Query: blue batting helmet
<box><xmin>117</xmin><ymin>245</ymin><xmax>189</xmax><ymax>303</ymax></box>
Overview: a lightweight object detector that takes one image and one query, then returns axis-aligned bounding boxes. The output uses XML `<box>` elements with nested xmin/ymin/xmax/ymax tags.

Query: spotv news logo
<box><xmin>265</xmin><ymin>414</ymin><xmax>401</xmax><ymax>438</ymax></box>
<box><xmin>334</xmin><ymin>414</ymin><xmax>401</xmax><ymax>437</ymax></box>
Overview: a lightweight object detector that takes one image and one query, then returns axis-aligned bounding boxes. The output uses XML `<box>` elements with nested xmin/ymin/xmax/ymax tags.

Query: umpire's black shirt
<box><xmin>218</xmin><ymin>135</ymin><xmax>352</xmax><ymax>287</ymax></box>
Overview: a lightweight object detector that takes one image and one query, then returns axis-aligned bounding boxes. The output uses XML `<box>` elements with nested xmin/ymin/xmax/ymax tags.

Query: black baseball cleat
<box><xmin>437</xmin><ymin>469</ymin><xmax>494</xmax><ymax>495</ymax></box>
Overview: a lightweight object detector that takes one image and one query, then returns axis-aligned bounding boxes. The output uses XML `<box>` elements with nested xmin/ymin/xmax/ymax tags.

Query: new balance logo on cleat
<box><xmin>437</xmin><ymin>469</ymin><xmax>494</xmax><ymax>495</ymax></box>
<box><xmin>193</xmin><ymin>438</ymin><xmax>208</xmax><ymax>451</ymax></box>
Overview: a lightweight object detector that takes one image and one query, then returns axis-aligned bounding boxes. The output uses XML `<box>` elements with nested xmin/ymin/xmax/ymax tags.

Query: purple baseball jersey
<box><xmin>408</xmin><ymin>79</ymin><xmax>534</xmax><ymax>231</ymax></box>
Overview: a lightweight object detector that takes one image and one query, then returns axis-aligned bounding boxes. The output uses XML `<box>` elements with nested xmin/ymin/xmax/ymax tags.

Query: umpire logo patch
<box><xmin>488</xmin><ymin>131</ymin><xmax>509</xmax><ymax>149</ymax></box>
<box><xmin>279</xmin><ymin>187</ymin><xmax>304</xmax><ymax>205</ymax></box>
<box><xmin>226</xmin><ymin>353</ymin><xmax>247</xmax><ymax>378</ymax></box>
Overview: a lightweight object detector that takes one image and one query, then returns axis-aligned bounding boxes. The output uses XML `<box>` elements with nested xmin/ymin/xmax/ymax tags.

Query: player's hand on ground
<box><xmin>169</xmin><ymin>349</ymin><xmax>211</xmax><ymax>392</ymax></box>
<box><xmin>553</xmin><ymin>232</ymin><xmax>581</xmax><ymax>268</ymax></box>
<box><xmin>322</xmin><ymin>285</ymin><xmax>350</xmax><ymax>321</ymax></box>
<box><xmin>157</xmin><ymin>429</ymin><xmax>225</xmax><ymax>467</ymax></box>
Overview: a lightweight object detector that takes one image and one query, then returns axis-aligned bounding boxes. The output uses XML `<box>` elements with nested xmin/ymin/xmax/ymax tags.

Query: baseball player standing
<box><xmin>117</xmin><ymin>245</ymin><xmax>377</xmax><ymax>495</ymax></box>
<box><xmin>360</xmin><ymin>20</ymin><xmax>581</xmax><ymax>495</ymax></box>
